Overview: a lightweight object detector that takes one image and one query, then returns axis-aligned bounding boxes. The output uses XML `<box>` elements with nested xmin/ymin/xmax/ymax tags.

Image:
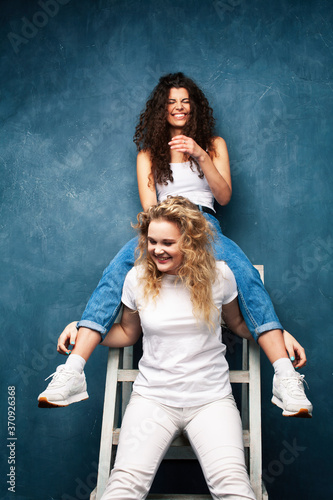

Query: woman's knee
<box><xmin>207</xmin><ymin>457</ymin><xmax>255</xmax><ymax>499</ymax></box>
<box><xmin>101</xmin><ymin>466</ymin><xmax>150</xmax><ymax>500</ymax></box>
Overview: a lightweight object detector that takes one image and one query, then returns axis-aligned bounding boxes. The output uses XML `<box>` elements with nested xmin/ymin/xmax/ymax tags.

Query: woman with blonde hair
<box><xmin>100</xmin><ymin>196</ymin><xmax>256</xmax><ymax>499</ymax></box>
<box><xmin>38</xmin><ymin>73</ymin><xmax>312</xmax><ymax>418</ymax></box>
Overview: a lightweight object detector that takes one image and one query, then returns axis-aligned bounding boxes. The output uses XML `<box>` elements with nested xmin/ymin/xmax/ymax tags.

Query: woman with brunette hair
<box><xmin>38</xmin><ymin>73</ymin><xmax>312</xmax><ymax>418</ymax></box>
<box><xmin>100</xmin><ymin>196</ymin><xmax>256</xmax><ymax>499</ymax></box>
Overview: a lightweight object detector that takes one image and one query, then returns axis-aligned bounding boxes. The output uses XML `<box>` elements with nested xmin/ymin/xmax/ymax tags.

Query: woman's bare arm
<box><xmin>101</xmin><ymin>305</ymin><xmax>142</xmax><ymax>348</ymax></box>
<box><xmin>137</xmin><ymin>150</ymin><xmax>158</xmax><ymax>211</ymax></box>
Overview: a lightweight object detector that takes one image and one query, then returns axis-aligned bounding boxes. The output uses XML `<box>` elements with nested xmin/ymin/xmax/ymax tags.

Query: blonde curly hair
<box><xmin>134</xmin><ymin>196</ymin><xmax>218</xmax><ymax>326</ymax></box>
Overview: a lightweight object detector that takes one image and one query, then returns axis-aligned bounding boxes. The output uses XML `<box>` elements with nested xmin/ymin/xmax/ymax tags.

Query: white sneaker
<box><xmin>271</xmin><ymin>372</ymin><xmax>313</xmax><ymax>418</ymax></box>
<box><xmin>38</xmin><ymin>365</ymin><xmax>89</xmax><ymax>408</ymax></box>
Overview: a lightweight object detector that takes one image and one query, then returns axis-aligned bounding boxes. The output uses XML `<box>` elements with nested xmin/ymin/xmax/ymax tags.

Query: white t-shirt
<box><xmin>156</xmin><ymin>162</ymin><xmax>215</xmax><ymax>211</ymax></box>
<box><xmin>121</xmin><ymin>261</ymin><xmax>238</xmax><ymax>407</ymax></box>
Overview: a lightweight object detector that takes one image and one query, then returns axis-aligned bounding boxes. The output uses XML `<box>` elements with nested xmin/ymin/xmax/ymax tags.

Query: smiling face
<box><xmin>147</xmin><ymin>218</ymin><xmax>183</xmax><ymax>275</ymax></box>
<box><xmin>166</xmin><ymin>87</ymin><xmax>190</xmax><ymax>131</ymax></box>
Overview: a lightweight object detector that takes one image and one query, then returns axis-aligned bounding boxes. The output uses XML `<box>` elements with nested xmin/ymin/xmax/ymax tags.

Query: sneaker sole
<box><xmin>38</xmin><ymin>391</ymin><xmax>89</xmax><ymax>408</ymax></box>
<box><xmin>282</xmin><ymin>408</ymin><xmax>312</xmax><ymax>418</ymax></box>
<box><xmin>271</xmin><ymin>396</ymin><xmax>312</xmax><ymax>418</ymax></box>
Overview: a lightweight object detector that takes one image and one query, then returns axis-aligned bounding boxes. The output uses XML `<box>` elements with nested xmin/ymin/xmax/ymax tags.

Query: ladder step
<box><xmin>148</xmin><ymin>496</ymin><xmax>211</xmax><ymax>499</ymax></box>
<box><xmin>117</xmin><ymin>369</ymin><xmax>250</xmax><ymax>383</ymax></box>
<box><xmin>112</xmin><ymin>429</ymin><xmax>250</xmax><ymax>447</ymax></box>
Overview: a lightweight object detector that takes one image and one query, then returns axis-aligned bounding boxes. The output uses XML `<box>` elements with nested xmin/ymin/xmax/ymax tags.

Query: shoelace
<box><xmin>44</xmin><ymin>367</ymin><xmax>76</xmax><ymax>387</ymax></box>
<box><xmin>284</xmin><ymin>373</ymin><xmax>309</xmax><ymax>396</ymax></box>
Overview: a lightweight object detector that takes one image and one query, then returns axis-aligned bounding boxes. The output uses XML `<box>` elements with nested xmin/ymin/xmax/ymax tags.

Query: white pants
<box><xmin>101</xmin><ymin>392</ymin><xmax>256</xmax><ymax>500</ymax></box>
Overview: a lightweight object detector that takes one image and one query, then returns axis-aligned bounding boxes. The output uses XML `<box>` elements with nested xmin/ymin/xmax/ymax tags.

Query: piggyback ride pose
<box><xmin>38</xmin><ymin>73</ymin><xmax>312</xmax><ymax>418</ymax></box>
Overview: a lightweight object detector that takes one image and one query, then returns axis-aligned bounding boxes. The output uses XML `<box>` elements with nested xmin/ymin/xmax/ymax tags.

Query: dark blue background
<box><xmin>1</xmin><ymin>0</ymin><xmax>332</xmax><ymax>499</ymax></box>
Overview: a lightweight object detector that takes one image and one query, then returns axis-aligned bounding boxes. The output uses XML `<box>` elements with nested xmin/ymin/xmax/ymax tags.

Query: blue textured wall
<box><xmin>1</xmin><ymin>0</ymin><xmax>332</xmax><ymax>499</ymax></box>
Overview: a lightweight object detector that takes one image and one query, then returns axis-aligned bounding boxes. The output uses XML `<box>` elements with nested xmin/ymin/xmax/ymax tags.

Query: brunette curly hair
<box><xmin>133</xmin><ymin>72</ymin><xmax>217</xmax><ymax>186</ymax></box>
<box><xmin>134</xmin><ymin>196</ymin><xmax>218</xmax><ymax>326</ymax></box>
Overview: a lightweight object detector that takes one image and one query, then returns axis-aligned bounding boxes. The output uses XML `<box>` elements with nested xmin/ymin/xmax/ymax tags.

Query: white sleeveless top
<box><xmin>156</xmin><ymin>162</ymin><xmax>215</xmax><ymax>211</ymax></box>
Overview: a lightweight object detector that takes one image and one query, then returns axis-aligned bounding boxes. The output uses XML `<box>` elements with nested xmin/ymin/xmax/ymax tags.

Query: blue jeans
<box><xmin>77</xmin><ymin>213</ymin><xmax>283</xmax><ymax>342</ymax></box>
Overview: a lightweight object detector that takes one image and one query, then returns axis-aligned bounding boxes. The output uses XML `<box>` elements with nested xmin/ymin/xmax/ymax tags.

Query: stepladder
<box><xmin>90</xmin><ymin>265</ymin><xmax>268</xmax><ymax>500</ymax></box>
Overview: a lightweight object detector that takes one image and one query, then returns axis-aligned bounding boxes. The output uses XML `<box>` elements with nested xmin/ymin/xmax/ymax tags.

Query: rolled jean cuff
<box><xmin>76</xmin><ymin>320</ymin><xmax>106</xmax><ymax>339</ymax></box>
<box><xmin>255</xmin><ymin>321</ymin><xmax>284</xmax><ymax>340</ymax></box>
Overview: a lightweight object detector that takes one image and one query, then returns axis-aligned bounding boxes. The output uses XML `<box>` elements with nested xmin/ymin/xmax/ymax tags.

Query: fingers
<box><xmin>168</xmin><ymin>135</ymin><xmax>193</xmax><ymax>153</ymax></box>
<box><xmin>282</xmin><ymin>330</ymin><xmax>295</xmax><ymax>365</ymax></box>
<box><xmin>70</xmin><ymin>328</ymin><xmax>78</xmax><ymax>347</ymax></box>
<box><xmin>168</xmin><ymin>135</ymin><xmax>204</xmax><ymax>161</ymax></box>
<box><xmin>287</xmin><ymin>346</ymin><xmax>297</xmax><ymax>367</ymax></box>
<box><xmin>294</xmin><ymin>345</ymin><xmax>307</xmax><ymax>369</ymax></box>
<box><xmin>57</xmin><ymin>331</ymin><xmax>72</xmax><ymax>355</ymax></box>
<box><xmin>169</xmin><ymin>134</ymin><xmax>188</xmax><ymax>143</ymax></box>
<box><xmin>57</xmin><ymin>341</ymin><xmax>69</xmax><ymax>355</ymax></box>
<box><xmin>282</xmin><ymin>330</ymin><xmax>307</xmax><ymax>369</ymax></box>
<box><xmin>57</xmin><ymin>321</ymin><xmax>78</xmax><ymax>355</ymax></box>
